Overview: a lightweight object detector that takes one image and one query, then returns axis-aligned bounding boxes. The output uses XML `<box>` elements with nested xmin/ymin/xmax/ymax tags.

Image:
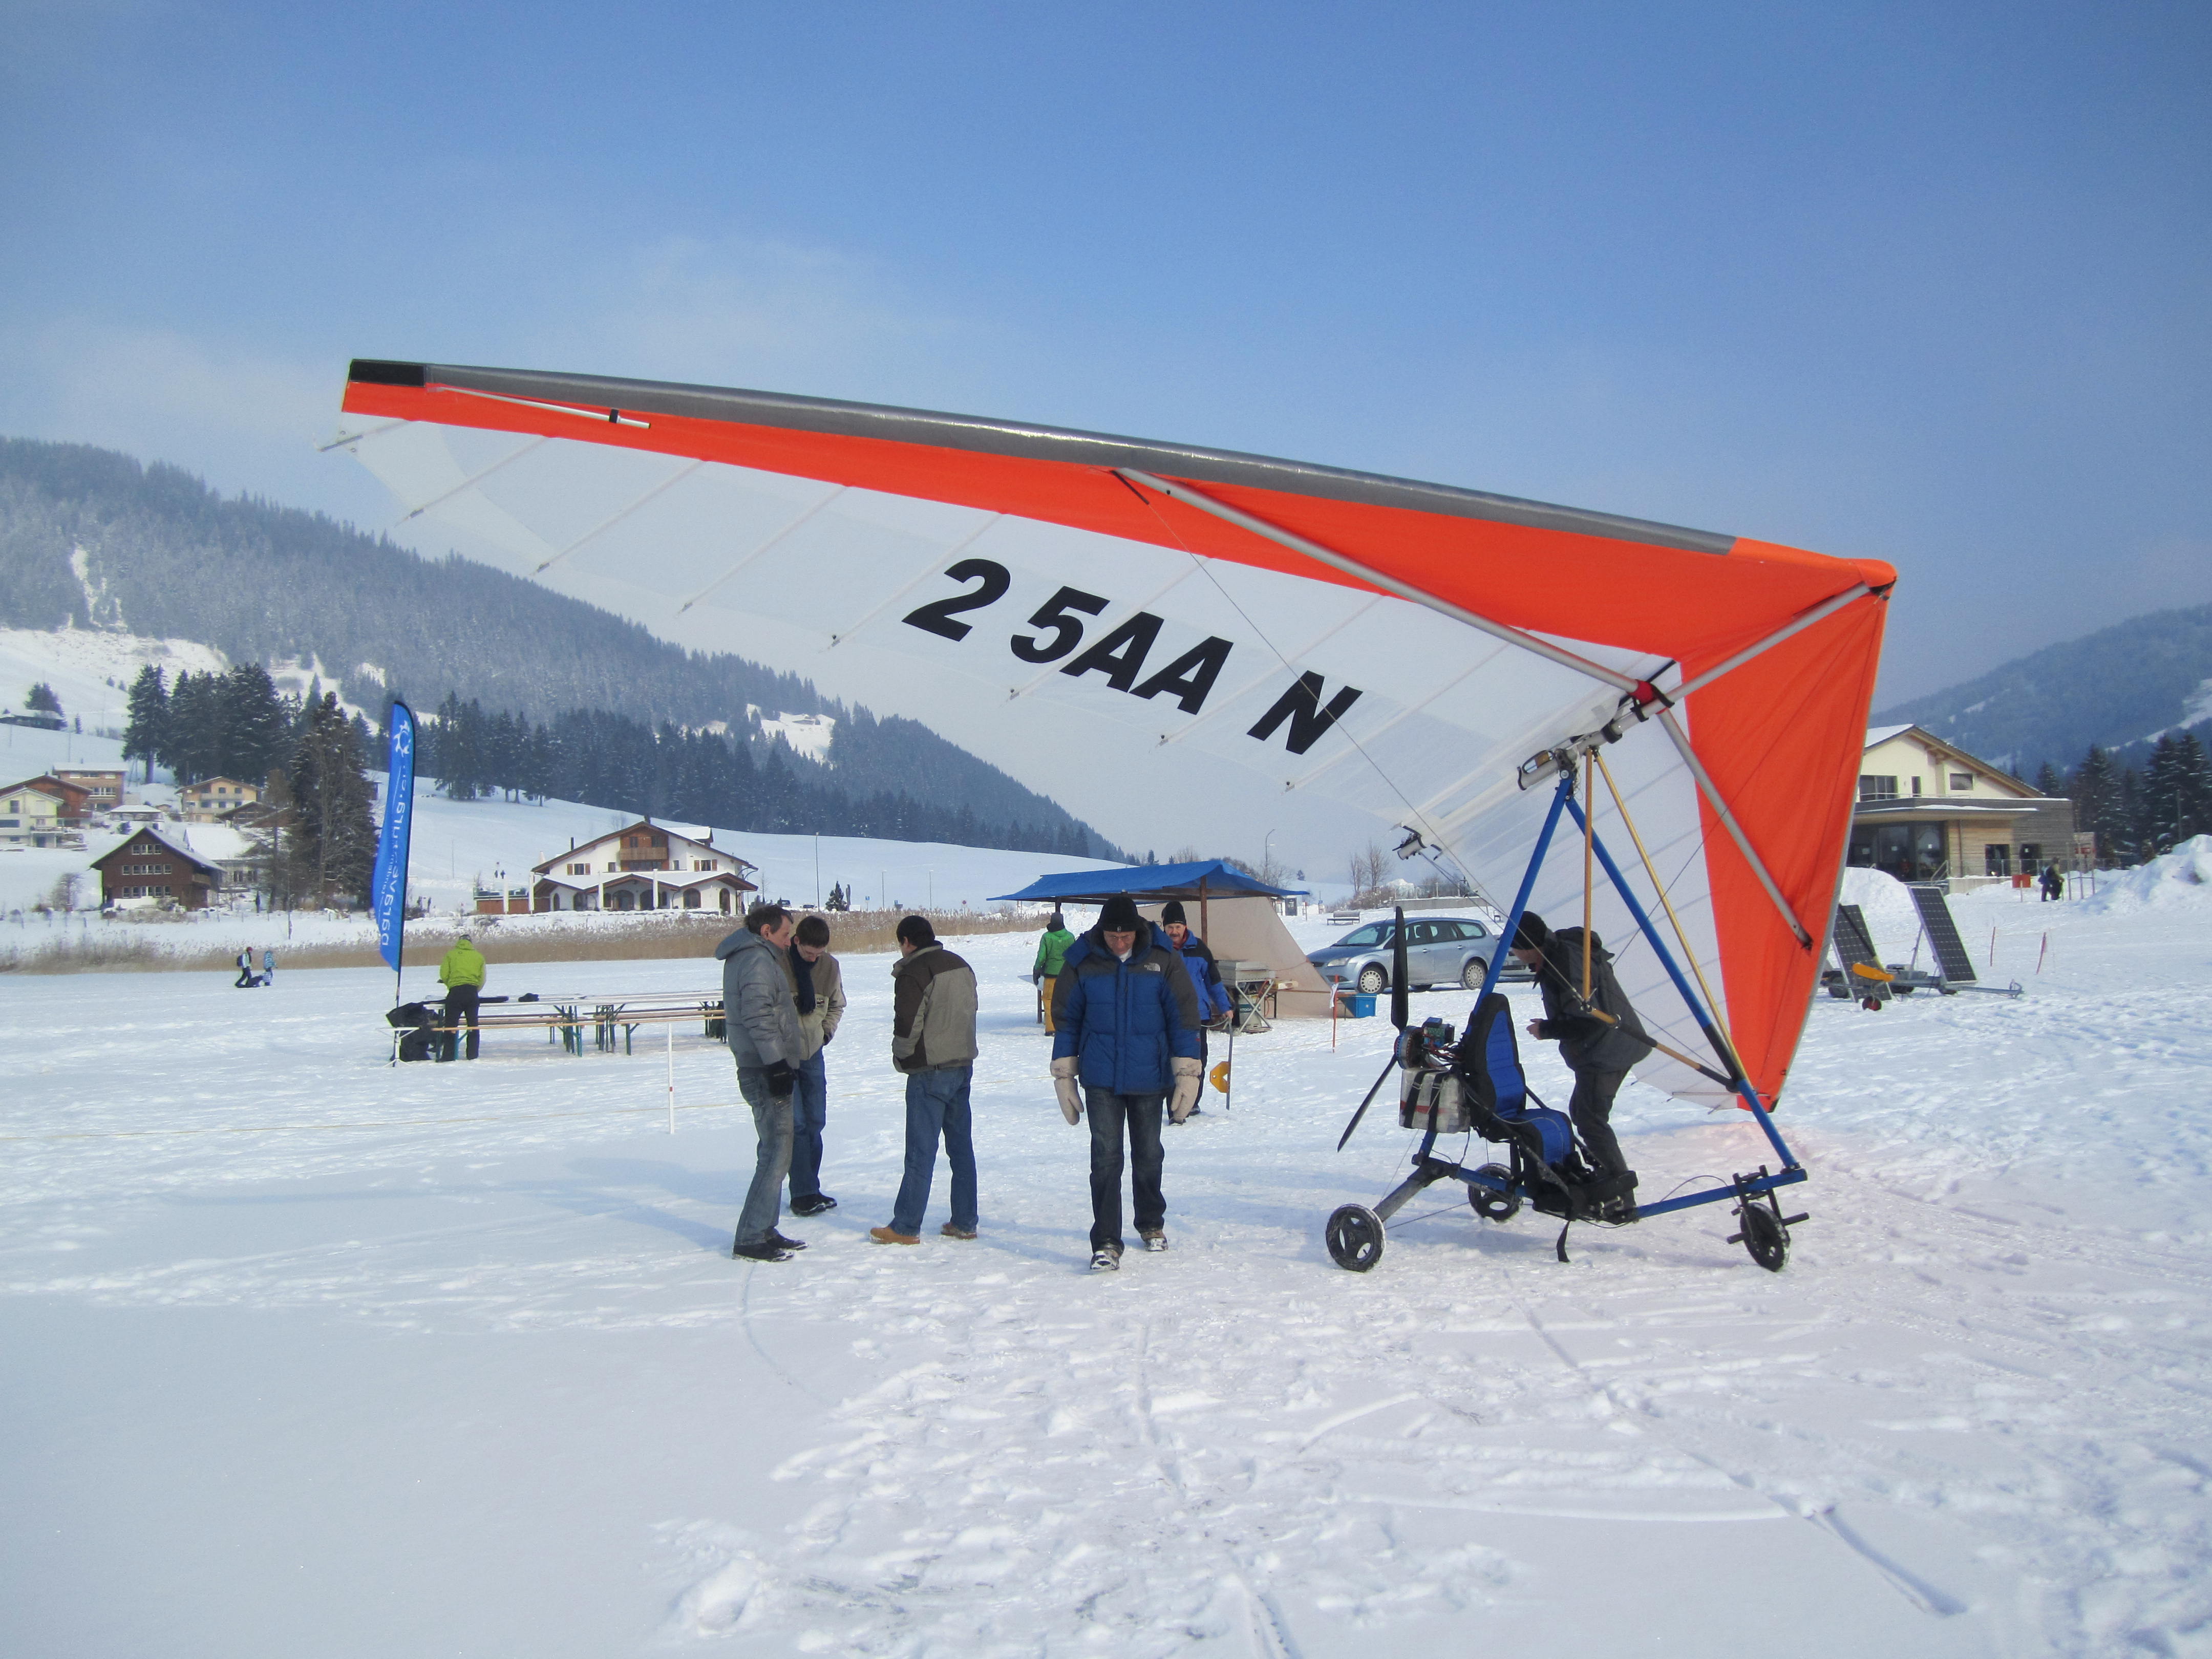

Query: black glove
<box><xmin>765</xmin><ymin>1059</ymin><xmax>796</xmax><ymax>1099</ymax></box>
<box><xmin>818</xmin><ymin>1029</ymin><xmax>833</xmax><ymax>1047</ymax></box>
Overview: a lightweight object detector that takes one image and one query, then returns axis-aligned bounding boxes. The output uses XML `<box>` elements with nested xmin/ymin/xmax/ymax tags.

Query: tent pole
<box><xmin>1116</xmin><ymin>470</ymin><xmax>1640</xmax><ymax>695</ymax></box>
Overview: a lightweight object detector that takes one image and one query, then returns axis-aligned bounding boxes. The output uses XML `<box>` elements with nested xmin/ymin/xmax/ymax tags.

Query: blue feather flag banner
<box><xmin>371</xmin><ymin>701</ymin><xmax>416</xmax><ymax>973</ymax></box>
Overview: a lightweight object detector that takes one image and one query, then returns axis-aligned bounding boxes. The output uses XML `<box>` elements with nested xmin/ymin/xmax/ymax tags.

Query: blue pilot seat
<box><xmin>1455</xmin><ymin>992</ymin><xmax>1576</xmax><ymax>1173</ymax></box>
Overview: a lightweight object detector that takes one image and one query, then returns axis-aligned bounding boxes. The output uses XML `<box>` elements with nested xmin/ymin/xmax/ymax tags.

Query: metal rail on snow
<box><xmin>1329</xmin><ymin>753</ymin><xmax>1812</xmax><ymax>1272</ymax></box>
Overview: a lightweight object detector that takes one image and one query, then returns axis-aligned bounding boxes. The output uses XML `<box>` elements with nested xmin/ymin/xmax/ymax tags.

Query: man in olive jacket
<box><xmin>873</xmin><ymin>915</ymin><xmax>979</xmax><ymax>1245</ymax></box>
<box><xmin>715</xmin><ymin>903</ymin><xmax>810</xmax><ymax>1262</ymax></box>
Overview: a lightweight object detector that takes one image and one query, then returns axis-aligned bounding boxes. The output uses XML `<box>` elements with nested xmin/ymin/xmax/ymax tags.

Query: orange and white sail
<box><xmin>336</xmin><ymin>359</ymin><xmax>1892</xmax><ymax>1111</ymax></box>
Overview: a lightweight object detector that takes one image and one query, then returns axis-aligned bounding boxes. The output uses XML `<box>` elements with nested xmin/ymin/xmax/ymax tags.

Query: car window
<box><xmin>1337</xmin><ymin>924</ymin><xmax>1390</xmax><ymax>947</ymax></box>
<box><xmin>1410</xmin><ymin>922</ymin><xmax>1439</xmax><ymax>944</ymax></box>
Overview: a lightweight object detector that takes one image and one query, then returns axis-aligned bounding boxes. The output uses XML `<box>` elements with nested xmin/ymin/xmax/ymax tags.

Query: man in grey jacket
<box><xmin>715</xmin><ymin>903</ymin><xmax>811</xmax><ymax>1262</ymax></box>
<box><xmin>871</xmin><ymin>914</ymin><xmax>980</xmax><ymax>1245</ymax></box>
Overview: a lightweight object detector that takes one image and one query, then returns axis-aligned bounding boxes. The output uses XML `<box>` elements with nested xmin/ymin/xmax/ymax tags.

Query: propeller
<box><xmin>1390</xmin><ymin>903</ymin><xmax>1410</xmax><ymax>1032</ymax></box>
<box><xmin>1336</xmin><ymin>907</ymin><xmax>1412</xmax><ymax>1152</ymax></box>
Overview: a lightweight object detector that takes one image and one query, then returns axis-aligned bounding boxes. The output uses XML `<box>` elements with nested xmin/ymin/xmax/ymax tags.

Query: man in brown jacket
<box><xmin>785</xmin><ymin>912</ymin><xmax>848</xmax><ymax>1218</ymax></box>
<box><xmin>871</xmin><ymin>915</ymin><xmax>980</xmax><ymax>1245</ymax></box>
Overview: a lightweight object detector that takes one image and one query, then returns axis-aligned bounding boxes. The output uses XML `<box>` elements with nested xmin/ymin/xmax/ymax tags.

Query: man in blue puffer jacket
<box><xmin>1049</xmin><ymin>895</ymin><xmax>1203</xmax><ymax>1270</ymax></box>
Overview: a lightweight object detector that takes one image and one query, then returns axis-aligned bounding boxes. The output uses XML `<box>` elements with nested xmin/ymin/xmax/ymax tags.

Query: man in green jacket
<box><xmin>1032</xmin><ymin>911</ymin><xmax>1075</xmax><ymax>1030</ymax></box>
<box><xmin>437</xmin><ymin>934</ymin><xmax>487</xmax><ymax>1060</ymax></box>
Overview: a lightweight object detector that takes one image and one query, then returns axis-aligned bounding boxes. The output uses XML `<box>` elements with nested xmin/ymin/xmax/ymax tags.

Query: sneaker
<box><xmin>1140</xmin><ymin>1229</ymin><xmax>1168</xmax><ymax>1252</ymax></box>
<box><xmin>940</xmin><ymin>1222</ymin><xmax>977</xmax><ymax>1240</ymax></box>
<box><xmin>790</xmin><ymin>1194</ymin><xmax>837</xmax><ymax>1218</ymax></box>
<box><xmin>1090</xmin><ymin>1249</ymin><xmax>1121</xmax><ymax>1271</ymax></box>
<box><xmin>767</xmin><ymin>1230</ymin><xmax>807</xmax><ymax>1250</ymax></box>
<box><xmin>869</xmin><ymin>1225</ymin><xmax>920</xmax><ymax>1246</ymax></box>
<box><xmin>732</xmin><ymin>1239</ymin><xmax>793</xmax><ymax>1262</ymax></box>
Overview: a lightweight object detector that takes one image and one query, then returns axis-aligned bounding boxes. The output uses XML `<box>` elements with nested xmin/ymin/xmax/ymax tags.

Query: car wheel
<box><xmin>1461</xmin><ymin>956</ymin><xmax>1487</xmax><ymax>990</ymax></box>
<box><xmin>1355</xmin><ymin>963</ymin><xmax>1387</xmax><ymax>995</ymax></box>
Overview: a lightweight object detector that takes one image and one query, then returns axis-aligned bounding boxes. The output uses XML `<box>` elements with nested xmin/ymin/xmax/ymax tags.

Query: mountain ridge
<box><xmin>1872</xmin><ymin>603</ymin><xmax>2212</xmax><ymax>775</ymax></box>
<box><xmin>0</xmin><ymin>436</ymin><xmax>1118</xmax><ymax>857</ymax></box>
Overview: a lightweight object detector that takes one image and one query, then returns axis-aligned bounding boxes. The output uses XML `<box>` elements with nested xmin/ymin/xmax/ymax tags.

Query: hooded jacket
<box><xmin>714</xmin><ymin>926</ymin><xmax>805</xmax><ymax>1071</ymax></box>
<box><xmin>438</xmin><ymin>940</ymin><xmax>486</xmax><ymax>989</ymax></box>
<box><xmin>1530</xmin><ymin>926</ymin><xmax>1653</xmax><ymax>1074</ymax></box>
<box><xmin>1032</xmin><ymin>925</ymin><xmax>1076</xmax><ymax>980</ymax></box>
<box><xmin>1051</xmin><ymin>922</ymin><xmax>1201</xmax><ymax>1094</ymax></box>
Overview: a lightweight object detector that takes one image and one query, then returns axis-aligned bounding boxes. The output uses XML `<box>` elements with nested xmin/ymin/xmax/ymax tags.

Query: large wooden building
<box><xmin>1850</xmin><ymin>726</ymin><xmax>2076</xmax><ymax>888</ymax></box>
<box><xmin>530</xmin><ymin>820</ymin><xmax>758</xmax><ymax>914</ymax></box>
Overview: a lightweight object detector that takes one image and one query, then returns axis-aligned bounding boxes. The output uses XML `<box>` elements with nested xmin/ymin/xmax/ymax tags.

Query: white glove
<box><xmin>1169</xmin><ymin>1056</ymin><xmax>1202</xmax><ymax>1123</ymax></box>
<box><xmin>1052</xmin><ymin>1055</ymin><xmax>1081</xmax><ymax>1124</ymax></box>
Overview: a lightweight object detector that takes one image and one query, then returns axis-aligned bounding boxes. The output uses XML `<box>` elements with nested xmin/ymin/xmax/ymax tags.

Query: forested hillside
<box><xmin>1873</xmin><ymin>604</ymin><xmax>2212</xmax><ymax>776</ymax></box>
<box><xmin>0</xmin><ymin>437</ymin><xmax>1116</xmax><ymax>856</ymax></box>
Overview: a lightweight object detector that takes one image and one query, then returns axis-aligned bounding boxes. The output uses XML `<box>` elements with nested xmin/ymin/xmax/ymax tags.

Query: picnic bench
<box><xmin>389</xmin><ymin>990</ymin><xmax>727</xmax><ymax>1059</ymax></box>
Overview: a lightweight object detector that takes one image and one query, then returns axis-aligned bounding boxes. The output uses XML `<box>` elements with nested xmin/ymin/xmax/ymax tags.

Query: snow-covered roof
<box><xmin>1864</xmin><ymin>725</ymin><xmax>1913</xmax><ymax>748</ymax></box>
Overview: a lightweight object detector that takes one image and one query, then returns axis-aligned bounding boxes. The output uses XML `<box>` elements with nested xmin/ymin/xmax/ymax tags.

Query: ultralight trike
<box><xmin>1326</xmin><ymin>747</ymin><xmax>1812</xmax><ymax>1273</ymax></box>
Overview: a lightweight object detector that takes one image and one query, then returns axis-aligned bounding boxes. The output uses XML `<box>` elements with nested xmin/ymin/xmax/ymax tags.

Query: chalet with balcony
<box><xmin>179</xmin><ymin>777</ymin><xmax>262</xmax><ymax>822</ymax></box>
<box><xmin>92</xmin><ymin>828</ymin><xmax>222</xmax><ymax>909</ymax></box>
<box><xmin>1849</xmin><ymin>726</ymin><xmax>2075</xmax><ymax>888</ymax></box>
<box><xmin>0</xmin><ymin>777</ymin><xmax>83</xmax><ymax>846</ymax></box>
<box><xmin>530</xmin><ymin>820</ymin><xmax>758</xmax><ymax>914</ymax></box>
<box><xmin>52</xmin><ymin>769</ymin><xmax>125</xmax><ymax>816</ymax></box>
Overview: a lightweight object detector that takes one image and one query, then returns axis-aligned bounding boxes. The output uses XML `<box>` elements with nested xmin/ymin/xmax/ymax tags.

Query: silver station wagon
<box><xmin>1307</xmin><ymin>915</ymin><xmax>1518</xmax><ymax>996</ymax></box>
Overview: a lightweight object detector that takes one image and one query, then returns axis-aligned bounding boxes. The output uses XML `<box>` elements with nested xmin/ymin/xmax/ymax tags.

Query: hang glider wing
<box><xmin>337</xmin><ymin>359</ymin><xmax>1893</xmax><ymax>1110</ymax></box>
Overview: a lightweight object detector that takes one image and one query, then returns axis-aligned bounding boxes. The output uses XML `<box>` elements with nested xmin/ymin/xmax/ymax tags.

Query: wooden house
<box><xmin>91</xmin><ymin>827</ymin><xmax>222</xmax><ymax>909</ymax></box>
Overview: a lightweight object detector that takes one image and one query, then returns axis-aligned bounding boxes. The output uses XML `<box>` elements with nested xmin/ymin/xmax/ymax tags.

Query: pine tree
<box><xmin>289</xmin><ymin>693</ymin><xmax>378</xmax><ymax>904</ymax></box>
<box><xmin>2032</xmin><ymin>760</ymin><xmax>2066</xmax><ymax>797</ymax></box>
<box><xmin>2068</xmin><ymin>746</ymin><xmax>2120</xmax><ymax>864</ymax></box>
<box><xmin>122</xmin><ymin>665</ymin><xmax>168</xmax><ymax>783</ymax></box>
<box><xmin>26</xmin><ymin>682</ymin><xmax>61</xmax><ymax>715</ymax></box>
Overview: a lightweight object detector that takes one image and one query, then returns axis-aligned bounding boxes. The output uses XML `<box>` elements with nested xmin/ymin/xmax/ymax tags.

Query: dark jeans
<box><xmin>890</xmin><ymin>1065</ymin><xmax>976</xmax><ymax>1236</ymax></box>
<box><xmin>1568</xmin><ymin>1066</ymin><xmax>1629</xmax><ymax>1178</ymax></box>
<box><xmin>442</xmin><ymin>985</ymin><xmax>481</xmax><ymax>1060</ymax></box>
<box><xmin>788</xmin><ymin>1050</ymin><xmax>829</xmax><ymax>1202</ymax></box>
<box><xmin>1086</xmin><ymin>1088</ymin><xmax>1165</xmax><ymax>1251</ymax></box>
<box><xmin>734</xmin><ymin>1066</ymin><xmax>795</xmax><ymax>1247</ymax></box>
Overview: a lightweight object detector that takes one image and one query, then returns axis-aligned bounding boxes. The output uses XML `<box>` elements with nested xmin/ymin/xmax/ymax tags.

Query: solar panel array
<box><xmin>1830</xmin><ymin>904</ymin><xmax>1891</xmax><ymax>1002</ymax></box>
<box><xmin>1908</xmin><ymin>885</ymin><xmax>1978</xmax><ymax>984</ymax></box>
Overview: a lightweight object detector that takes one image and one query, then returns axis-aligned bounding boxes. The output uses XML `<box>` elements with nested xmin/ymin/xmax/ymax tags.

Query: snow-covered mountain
<box><xmin>1872</xmin><ymin>602</ymin><xmax>2212</xmax><ymax>774</ymax></box>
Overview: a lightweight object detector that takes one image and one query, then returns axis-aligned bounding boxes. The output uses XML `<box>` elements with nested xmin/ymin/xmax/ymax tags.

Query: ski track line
<box><xmin>1499</xmin><ymin>1259</ymin><xmax>1972</xmax><ymax>1620</ymax></box>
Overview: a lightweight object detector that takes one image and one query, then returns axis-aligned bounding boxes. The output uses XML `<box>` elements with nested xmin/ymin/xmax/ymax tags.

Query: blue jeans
<box><xmin>889</xmin><ymin>1065</ymin><xmax>976</xmax><ymax>1236</ymax></box>
<box><xmin>788</xmin><ymin>1051</ymin><xmax>829</xmax><ymax>1202</ymax></box>
<box><xmin>733</xmin><ymin>1067</ymin><xmax>795</xmax><ymax>1247</ymax></box>
<box><xmin>1087</xmin><ymin>1089</ymin><xmax>1165</xmax><ymax>1251</ymax></box>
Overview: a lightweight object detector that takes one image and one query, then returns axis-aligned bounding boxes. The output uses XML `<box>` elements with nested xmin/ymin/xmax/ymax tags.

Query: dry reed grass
<box><xmin>0</xmin><ymin>907</ymin><xmax>1043</xmax><ymax>975</ymax></box>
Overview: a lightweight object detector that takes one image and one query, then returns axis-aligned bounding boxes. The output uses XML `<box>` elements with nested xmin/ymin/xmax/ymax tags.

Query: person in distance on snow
<box><xmin>1158</xmin><ymin>900</ymin><xmax>1231</xmax><ymax>1117</ymax></box>
<box><xmin>233</xmin><ymin>947</ymin><xmax>259</xmax><ymax>988</ymax></box>
<box><xmin>1506</xmin><ymin>912</ymin><xmax>1652</xmax><ymax>1219</ymax></box>
<box><xmin>715</xmin><ymin>903</ymin><xmax>811</xmax><ymax>1262</ymax></box>
<box><xmin>437</xmin><ymin>934</ymin><xmax>487</xmax><ymax>1058</ymax></box>
<box><xmin>1050</xmin><ymin>895</ymin><xmax>1203</xmax><ymax>1269</ymax></box>
<box><xmin>784</xmin><ymin>913</ymin><xmax>847</xmax><ymax>1219</ymax></box>
<box><xmin>1032</xmin><ymin>910</ymin><xmax>1075</xmax><ymax>1030</ymax></box>
<box><xmin>873</xmin><ymin>915</ymin><xmax>981</xmax><ymax>1246</ymax></box>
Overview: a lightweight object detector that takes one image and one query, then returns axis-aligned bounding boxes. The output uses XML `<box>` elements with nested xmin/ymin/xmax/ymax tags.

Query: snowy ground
<box><xmin>3</xmin><ymin>884</ymin><xmax>2207</xmax><ymax>1657</ymax></box>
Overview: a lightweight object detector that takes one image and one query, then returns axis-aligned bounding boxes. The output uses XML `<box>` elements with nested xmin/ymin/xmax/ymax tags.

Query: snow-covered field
<box><xmin>3</xmin><ymin>878</ymin><xmax>2207</xmax><ymax>1656</ymax></box>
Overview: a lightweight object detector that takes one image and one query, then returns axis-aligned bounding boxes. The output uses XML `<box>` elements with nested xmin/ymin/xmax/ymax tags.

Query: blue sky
<box><xmin>3</xmin><ymin>0</ymin><xmax>2207</xmax><ymax>703</ymax></box>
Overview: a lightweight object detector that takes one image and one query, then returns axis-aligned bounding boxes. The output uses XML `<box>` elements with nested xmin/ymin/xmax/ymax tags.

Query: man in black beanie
<box><xmin>1050</xmin><ymin>895</ymin><xmax>1203</xmax><ymax>1267</ymax></box>
<box><xmin>1507</xmin><ymin>910</ymin><xmax>1651</xmax><ymax>1216</ymax></box>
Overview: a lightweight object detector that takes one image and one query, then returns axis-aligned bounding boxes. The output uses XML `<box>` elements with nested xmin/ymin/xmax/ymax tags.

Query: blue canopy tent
<box><xmin>991</xmin><ymin>858</ymin><xmax>1305</xmax><ymax>911</ymax></box>
<box><xmin>995</xmin><ymin>861</ymin><xmax>1329</xmax><ymax>1019</ymax></box>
